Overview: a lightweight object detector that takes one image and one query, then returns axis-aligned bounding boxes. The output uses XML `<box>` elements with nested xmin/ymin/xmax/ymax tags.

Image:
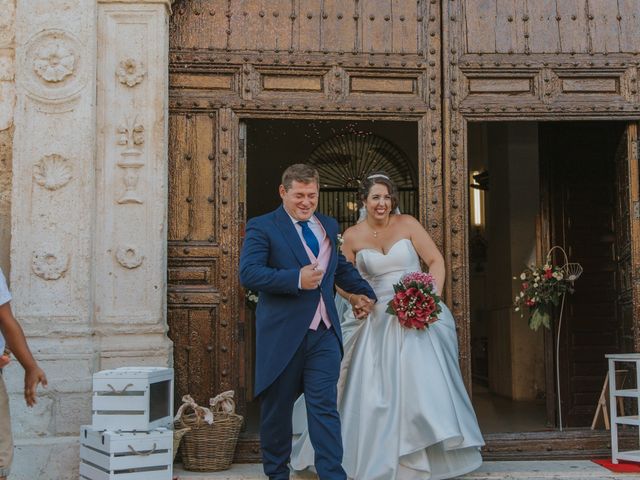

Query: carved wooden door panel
<box><xmin>167</xmin><ymin>109</ymin><xmax>243</xmax><ymax>409</ymax></box>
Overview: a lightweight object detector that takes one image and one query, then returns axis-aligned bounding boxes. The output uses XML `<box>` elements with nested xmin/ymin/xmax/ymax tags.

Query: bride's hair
<box><xmin>359</xmin><ymin>171</ymin><xmax>399</xmax><ymax>212</ymax></box>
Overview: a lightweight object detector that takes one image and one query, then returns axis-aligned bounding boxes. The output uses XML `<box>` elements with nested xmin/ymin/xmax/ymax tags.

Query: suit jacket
<box><xmin>239</xmin><ymin>205</ymin><xmax>376</xmax><ymax>397</ymax></box>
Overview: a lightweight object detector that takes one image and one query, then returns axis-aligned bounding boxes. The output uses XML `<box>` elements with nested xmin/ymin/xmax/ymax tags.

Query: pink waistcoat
<box><xmin>301</xmin><ymin>222</ymin><xmax>332</xmax><ymax>330</ymax></box>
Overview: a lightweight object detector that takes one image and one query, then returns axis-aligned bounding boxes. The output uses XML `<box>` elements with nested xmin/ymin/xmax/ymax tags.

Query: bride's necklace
<box><xmin>367</xmin><ymin>218</ymin><xmax>391</xmax><ymax>238</ymax></box>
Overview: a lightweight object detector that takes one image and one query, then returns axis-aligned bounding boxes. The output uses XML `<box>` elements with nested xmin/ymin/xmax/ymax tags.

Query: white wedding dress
<box><xmin>291</xmin><ymin>238</ymin><xmax>484</xmax><ymax>480</ymax></box>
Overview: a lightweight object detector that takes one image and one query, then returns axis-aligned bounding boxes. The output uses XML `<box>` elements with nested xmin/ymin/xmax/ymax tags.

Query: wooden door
<box><xmin>543</xmin><ymin>122</ymin><xmax>626</xmax><ymax>427</ymax></box>
<box><xmin>614</xmin><ymin>125</ymin><xmax>639</xmax><ymax>354</ymax></box>
<box><xmin>167</xmin><ymin>109</ymin><xmax>244</xmax><ymax>410</ymax></box>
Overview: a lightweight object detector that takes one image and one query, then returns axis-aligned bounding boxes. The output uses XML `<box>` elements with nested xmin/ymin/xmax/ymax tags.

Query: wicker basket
<box><xmin>174</xmin><ymin>392</ymin><xmax>243</xmax><ymax>472</ymax></box>
<box><xmin>172</xmin><ymin>427</ymin><xmax>190</xmax><ymax>461</ymax></box>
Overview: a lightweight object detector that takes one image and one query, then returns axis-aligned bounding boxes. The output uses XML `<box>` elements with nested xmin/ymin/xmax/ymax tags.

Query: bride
<box><xmin>291</xmin><ymin>172</ymin><xmax>484</xmax><ymax>480</ymax></box>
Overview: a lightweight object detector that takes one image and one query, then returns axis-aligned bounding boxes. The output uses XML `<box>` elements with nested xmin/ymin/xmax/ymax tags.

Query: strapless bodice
<box><xmin>356</xmin><ymin>238</ymin><xmax>422</xmax><ymax>300</ymax></box>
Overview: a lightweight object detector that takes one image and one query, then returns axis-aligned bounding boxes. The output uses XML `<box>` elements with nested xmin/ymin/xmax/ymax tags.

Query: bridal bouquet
<box><xmin>386</xmin><ymin>272</ymin><xmax>442</xmax><ymax>330</ymax></box>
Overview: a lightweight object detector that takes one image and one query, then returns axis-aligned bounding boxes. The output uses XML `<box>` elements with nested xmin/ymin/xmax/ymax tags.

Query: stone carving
<box><xmin>117</xmin><ymin>116</ymin><xmax>145</xmax><ymax>153</ymax></box>
<box><xmin>31</xmin><ymin>250</ymin><xmax>69</xmax><ymax>280</ymax></box>
<box><xmin>117</xmin><ymin>116</ymin><xmax>145</xmax><ymax>204</ymax></box>
<box><xmin>33</xmin><ymin>154</ymin><xmax>72</xmax><ymax>190</ymax></box>
<box><xmin>33</xmin><ymin>42</ymin><xmax>75</xmax><ymax>82</ymax></box>
<box><xmin>116</xmin><ymin>58</ymin><xmax>146</xmax><ymax>87</ymax></box>
<box><xmin>116</xmin><ymin>245</ymin><xmax>144</xmax><ymax>269</ymax></box>
<box><xmin>23</xmin><ymin>29</ymin><xmax>85</xmax><ymax>103</ymax></box>
<box><xmin>117</xmin><ymin>156</ymin><xmax>144</xmax><ymax>204</ymax></box>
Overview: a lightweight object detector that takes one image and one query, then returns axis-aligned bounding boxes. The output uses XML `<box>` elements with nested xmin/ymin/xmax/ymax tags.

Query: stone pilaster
<box><xmin>10</xmin><ymin>0</ymin><xmax>97</xmax><ymax>478</ymax></box>
<box><xmin>95</xmin><ymin>0</ymin><xmax>172</xmax><ymax>368</ymax></box>
<box><xmin>8</xmin><ymin>0</ymin><xmax>172</xmax><ymax>478</ymax></box>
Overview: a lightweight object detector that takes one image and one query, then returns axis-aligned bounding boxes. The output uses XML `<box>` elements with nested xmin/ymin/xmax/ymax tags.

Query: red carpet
<box><xmin>593</xmin><ymin>458</ymin><xmax>640</xmax><ymax>473</ymax></box>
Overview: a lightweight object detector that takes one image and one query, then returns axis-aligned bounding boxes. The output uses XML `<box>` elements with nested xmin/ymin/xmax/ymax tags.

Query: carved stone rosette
<box><xmin>116</xmin><ymin>58</ymin><xmax>146</xmax><ymax>87</ymax></box>
<box><xmin>31</xmin><ymin>249</ymin><xmax>69</xmax><ymax>280</ymax></box>
<box><xmin>23</xmin><ymin>29</ymin><xmax>85</xmax><ymax>103</ymax></box>
<box><xmin>115</xmin><ymin>245</ymin><xmax>144</xmax><ymax>269</ymax></box>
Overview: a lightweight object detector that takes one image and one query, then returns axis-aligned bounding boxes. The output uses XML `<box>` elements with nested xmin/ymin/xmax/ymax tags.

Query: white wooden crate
<box><xmin>92</xmin><ymin>367</ymin><xmax>174</xmax><ymax>431</ymax></box>
<box><xmin>79</xmin><ymin>425</ymin><xmax>173</xmax><ymax>480</ymax></box>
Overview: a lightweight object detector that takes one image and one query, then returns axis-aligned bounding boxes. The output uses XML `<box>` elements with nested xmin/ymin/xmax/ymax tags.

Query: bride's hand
<box><xmin>349</xmin><ymin>294</ymin><xmax>374</xmax><ymax>319</ymax></box>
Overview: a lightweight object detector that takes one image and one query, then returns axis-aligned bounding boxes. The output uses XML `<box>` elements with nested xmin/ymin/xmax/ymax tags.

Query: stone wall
<box><xmin>5</xmin><ymin>1</ymin><xmax>173</xmax><ymax>478</ymax></box>
<box><xmin>0</xmin><ymin>0</ymin><xmax>15</xmax><ymax>275</ymax></box>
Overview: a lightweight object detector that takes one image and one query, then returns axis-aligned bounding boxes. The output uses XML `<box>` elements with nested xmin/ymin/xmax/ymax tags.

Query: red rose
<box><xmin>544</xmin><ymin>269</ymin><xmax>553</xmax><ymax>279</ymax></box>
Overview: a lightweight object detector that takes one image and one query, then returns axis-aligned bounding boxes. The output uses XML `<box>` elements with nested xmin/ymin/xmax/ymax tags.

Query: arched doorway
<box><xmin>309</xmin><ymin>132</ymin><xmax>418</xmax><ymax>231</ymax></box>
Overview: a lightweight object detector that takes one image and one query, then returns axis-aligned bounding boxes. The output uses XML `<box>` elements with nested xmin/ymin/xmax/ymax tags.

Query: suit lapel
<box><xmin>274</xmin><ymin>206</ymin><xmax>311</xmax><ymax>267</ymax></box>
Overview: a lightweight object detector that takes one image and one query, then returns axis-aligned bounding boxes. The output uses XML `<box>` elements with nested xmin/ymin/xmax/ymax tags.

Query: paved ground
<box><xmin>174</xmin><ymin>461</ymin><xmax>640</xmax><ymax>479</ymax></box>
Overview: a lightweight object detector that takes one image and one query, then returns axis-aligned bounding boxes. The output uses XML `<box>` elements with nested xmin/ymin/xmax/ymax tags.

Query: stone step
<box><xmin>174</xmin><ymin>461</ymin><xmax>640</xmax><ymax>479</ymax></box>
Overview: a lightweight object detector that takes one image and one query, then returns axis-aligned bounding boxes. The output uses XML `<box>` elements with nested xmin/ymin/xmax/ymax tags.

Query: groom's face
<box><xmin>279</xmin><ymin>180</ymin><xmax>319</xmax><ymax>221</ymax></box>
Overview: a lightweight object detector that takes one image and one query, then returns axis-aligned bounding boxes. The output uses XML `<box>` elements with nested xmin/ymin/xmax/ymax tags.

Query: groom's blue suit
<box><xmin>240</xmin><ymin>205</ymin><xmax>376</xmax><ymax>480</ymax></box>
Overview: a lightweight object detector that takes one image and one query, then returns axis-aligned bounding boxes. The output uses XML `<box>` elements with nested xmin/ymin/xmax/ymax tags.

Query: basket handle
<box><xmin>174</xmin><ymin>394</ymin><xmax>214</xmax><ymax>425</ymax></box>
<box><xmin>127</xmin><ymin>443</ymin><xmax>157</xmax><ymax>456</ymax></box>
<box><xmin>209</xmin><ymin>390</ymin><xmax>236</xmax><ymax>414</ymax></box>
<box><xmin>106</xmin><ymin>383</ymin><xmax>134</xmax><ymax>394</ymax></box>
<box><xmin>545</xmin><ymin>246</ymin><xmax>569</xmax><ymax>268</ymax></box>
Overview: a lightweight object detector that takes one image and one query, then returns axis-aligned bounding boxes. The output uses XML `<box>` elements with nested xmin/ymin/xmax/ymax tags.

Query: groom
<box><xmin>240</xmin><ymin>164</ymin><xmax>376</xmax><ymax>480</ymax></box>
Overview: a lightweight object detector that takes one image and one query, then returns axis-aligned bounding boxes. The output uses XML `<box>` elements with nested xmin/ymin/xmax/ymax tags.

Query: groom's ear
<box><xmin>278</xmin><ymin>184</ymin><xmax>286</xmax><ymax>199</ymax></box>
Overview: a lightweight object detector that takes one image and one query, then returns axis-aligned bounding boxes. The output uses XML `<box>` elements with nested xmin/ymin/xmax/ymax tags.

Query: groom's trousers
<box><xmin>260</xmin><ymin>322</ymin><xmax>346</xmax><ymax>480</ymax></box>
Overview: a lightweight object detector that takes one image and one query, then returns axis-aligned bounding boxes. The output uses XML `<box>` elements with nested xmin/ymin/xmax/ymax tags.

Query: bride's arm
<box><xmin>336</xmin><ymin>231</ymin><xmax>374</xmax><ymax>318</ymax></box>
<box><xmin>404</xmin><ymin>216</ymin><xmax>446</xmax><ymax>295</ymax></box>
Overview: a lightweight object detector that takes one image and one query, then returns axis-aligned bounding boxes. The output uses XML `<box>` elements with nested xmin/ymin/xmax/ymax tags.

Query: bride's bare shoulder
<box><xmin>342</xmin><ymin>223</ymin><xmax>365</xmax><ymax>241</ymax></box>
<box><xmin>393</xmin><ymin>213</ymin><xmax>421</xmax><ymax>227</ymax></box>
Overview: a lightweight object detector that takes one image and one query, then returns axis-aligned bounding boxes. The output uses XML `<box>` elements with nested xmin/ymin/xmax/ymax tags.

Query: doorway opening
<box><xmin>468</xmin><ymin>121</ymin><xmax>631</xmax><ymax>433</ymax></box>
<box><xmin>243</xmin><ymin>118</ymin><xmax>419</xmax><ymax>433</ymax></box>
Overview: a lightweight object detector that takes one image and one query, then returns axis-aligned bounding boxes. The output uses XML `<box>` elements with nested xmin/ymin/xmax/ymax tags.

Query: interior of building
<box><xmin>468</xmin><ymin>121</ymin><xmax>631</xmax><ymax>432</ymax></box>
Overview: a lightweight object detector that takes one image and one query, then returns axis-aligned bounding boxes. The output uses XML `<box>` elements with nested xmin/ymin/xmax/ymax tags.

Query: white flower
<box><xmin>515</xmin><ymin>296</ymin><xmax>520</xmax><ymax>302</ymax></box>
<box><xmin>533</xmin><ymin>282</ymin><xmax>538</xmax><ymax>288</ymax></box>
<box><xmin>515</xmin><ymin>307</ymin><xmax>520</xmax><ymax>312</ymax></box>
<box><xmin>520</xmin><ymin>291</ymin><xmax>525</xmax><ymax>297</ymax></box>
<box><xmin>520</xmin><ymin>272</ymin><xmax>526</xmax><ymax>280</ymax></box>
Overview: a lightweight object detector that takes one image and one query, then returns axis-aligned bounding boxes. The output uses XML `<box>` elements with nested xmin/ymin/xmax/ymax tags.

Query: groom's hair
<box><xmin>281</xmin><ymin>164</ymin><xmax>320</xmax><ymax>190</ymax></box>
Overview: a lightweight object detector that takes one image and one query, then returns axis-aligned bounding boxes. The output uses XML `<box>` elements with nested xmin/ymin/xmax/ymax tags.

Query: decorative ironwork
<box><xmin>308</xmin><ymin>132</ymin><xmax>417</xmax><ymax>231</ymax></box>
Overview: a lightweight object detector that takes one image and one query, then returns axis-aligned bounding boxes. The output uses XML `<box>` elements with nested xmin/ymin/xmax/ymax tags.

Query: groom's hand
<box><xmin>300</xmin><ymin>263</ymin><xmax>324</xmax><ymax>290</ymax></box>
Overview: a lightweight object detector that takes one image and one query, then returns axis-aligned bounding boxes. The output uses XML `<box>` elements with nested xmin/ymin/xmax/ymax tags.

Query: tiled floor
<box><xmin>472</xmin><ymin>384</ymin><xmax>548</xmax><ymax>433</ymax></box>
